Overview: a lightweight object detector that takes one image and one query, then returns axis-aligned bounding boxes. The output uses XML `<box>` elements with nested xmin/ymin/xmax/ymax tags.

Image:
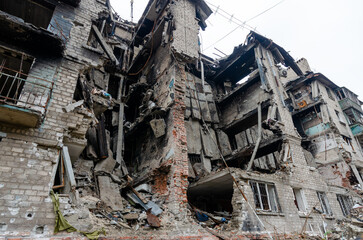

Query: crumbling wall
<box><xmin>0</xmin><ymin>0</ymin><xmax>123</xmax><ymax>236</ymax></box>
<box><xmin>0</xmin><ymin>139</ymin><xmax>57</xmax><ymax>236</ymax></box>
<box><xmin>170</xmin><ymin>0</ymin><xmax>200</xmax><ymax>59</ymax></box>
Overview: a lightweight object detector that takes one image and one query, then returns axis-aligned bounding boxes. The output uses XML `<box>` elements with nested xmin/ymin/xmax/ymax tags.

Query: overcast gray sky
<box><xmin>110</xmin><ymin>0</ymin><xmax>363</xmax><ymax>100</ymax></box>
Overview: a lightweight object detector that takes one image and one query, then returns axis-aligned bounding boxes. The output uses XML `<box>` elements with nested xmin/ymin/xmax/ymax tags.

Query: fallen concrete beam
<box><xmin>62</xmin><ymin>146</ymin><xmax>76</xmax><ymax>188</ymax></box>
<box><xmin>92</xmin><ymin>25</ymin><xmax>119</xmax><ymax>65</ymax></box>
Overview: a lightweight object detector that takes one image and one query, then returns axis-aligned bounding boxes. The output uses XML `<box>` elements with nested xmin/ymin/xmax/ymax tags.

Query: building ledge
<box><xmin>256</xmin><ymin>211</ymin><xmax>285</xmax><ymax>216</ymax></box>
<box><xmin>0</xmin><ymin>104</ymin><xmax>41</xmax><ymax>128</ymax></box>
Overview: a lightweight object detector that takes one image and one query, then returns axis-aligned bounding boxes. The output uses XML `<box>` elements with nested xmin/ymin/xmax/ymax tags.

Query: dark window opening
<box><xmin>52</xmin><ymin>153</ymin><xmax>65</xmax><ymax>193</ymax></box>
<box><xmin>337</xmin><ymin>194</ymin><xmax>352</xmax><ymax>217</ymax></box>
<box><xmin>228</xmin><ymin>134</ymin><xmax>238</xmax><ymax>151</ymax></box>
<box><xmin>335</xmin><ymin>89</ymin><xmax>346</xmax><ymax>100</ymax></box>
<box><xmin>0</xmin><ymin>0</ymin><xmax>55</xmax><ymax>29</ymax></box>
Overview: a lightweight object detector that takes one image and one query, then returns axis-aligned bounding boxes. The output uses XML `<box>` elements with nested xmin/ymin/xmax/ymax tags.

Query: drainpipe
<box><xmin>200</xmin><ymin>58</ymin><xmax>205</xmax><ymax>87</ymax></box>
<box><xmin>247</xmin><ymin>103</ymin><xmax>262</xmax><ymax>171</ymax></box>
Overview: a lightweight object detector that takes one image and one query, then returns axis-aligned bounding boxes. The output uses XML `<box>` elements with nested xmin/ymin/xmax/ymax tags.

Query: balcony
<box><xmin>350</xmin><ymin>122</ymin><xmax>363</xmax><ymax>137</ymax></box>
<box><xmin>339</xmin><ymin>98</ymin><xmax>363</xmax><ymax>113</ymax></box>
<box><xmin>0</xmin><ymin>66</ymin><xmax>54</xmax><ymax>128</ymax></box>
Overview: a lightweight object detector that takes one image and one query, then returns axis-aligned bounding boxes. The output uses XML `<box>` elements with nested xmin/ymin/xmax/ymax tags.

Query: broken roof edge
<box><xmin>210</xmin><ymin>31</ymin><xmax>305</xmax><ymax>84</ymax></box>
<box><xmin>247</xmin><ymin>31</ymin><xmax>304</xmax><ymax>76</ymax></box>
<box><xmin>286</xmin><ymin>72</ymin><xmax>339</xmax><ymax>91</ymax></box>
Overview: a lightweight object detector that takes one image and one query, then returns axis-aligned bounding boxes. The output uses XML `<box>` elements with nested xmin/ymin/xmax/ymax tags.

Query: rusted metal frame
<box><xmin>4</xmin><ymin>72</ymin><xmax>18</xmax><ymax>100</ymax></box>
<box><xmin>0</xmin><ymin>75</ymin><xmax>10</xmax><ymax>96</ymax></box>
<box><xmin>0</xmin><ymin>66</ymin><xmax>54</xmax><ymax>111</ymax></box>
<box><xmin>1</xmin><ymin>66</ymin><xmax>54</xmax><ymax>84</ymax></box>
<box><xmin>14</xmin><ymin>54</ymin><xmax>25</xmax><ymax>100</ymax></box>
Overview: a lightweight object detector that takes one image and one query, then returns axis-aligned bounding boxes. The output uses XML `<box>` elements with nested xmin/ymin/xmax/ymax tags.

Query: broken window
<box><xmin>335</xmin><ymin>89</ymin><xmax>346</xmax><ymax>100</ymax></box>
<box><xmin>317</xmin><ymin>192</ymin><xmax>332</xmax><ymax>216</ymax></box>
<box><xmin>337</xmin><ymin>194</ymin><xmax>353</xmax><ymax>216</ymax></box>
<box><xmin>293</xmin><ymin>188</ymin><xmax>308</xmax><ymax>212</ymax></box>
<box><xmin>0</xmin><ymin>0</ymin><xmax>55</xmax><ymax>29</ymax></box>
<box><xmin>250</xmin><ymin>181</ymin><xmax>280</xmax><ymax>212</ymax></box>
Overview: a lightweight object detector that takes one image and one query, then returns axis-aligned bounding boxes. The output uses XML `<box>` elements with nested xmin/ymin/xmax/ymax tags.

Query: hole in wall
<box><xmin>0</xmin><ymin>222</ymin><xmax>7</xmax><ymax>231</ymax></box>
<box><xmin>35</xmin><ymin>225</ymin><xmax>45</xmax><ymax>234</ymax></box>
<box><xmin>25</xmin><ymin>212</ymin><xmax>34</xmax><ymax>220</ymax></box>
<box><xmin>187</xmin><ymin>172</ymin><xmax>234</xmax><ymax>214</ymax></box>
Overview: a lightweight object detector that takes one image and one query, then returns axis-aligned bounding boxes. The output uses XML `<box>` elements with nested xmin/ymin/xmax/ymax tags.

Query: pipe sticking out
<box><xmin>246</xmin><ymin>103</ymin><xmax>262</xmax><ymax>171</ymax></box>
<box><xmin>200</xmin><ymin>58</ymin><xmax>205</xmax><ymax>87</ymax></box>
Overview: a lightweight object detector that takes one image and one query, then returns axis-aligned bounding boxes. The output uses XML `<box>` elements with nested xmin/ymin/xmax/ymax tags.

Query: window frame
<box><xmin>317</xmin><ymin>192</ymin><xmax>333</xmax><ymax>216</ymax></box>
<box><xmin>293</xmin><ymin>188</ymin><xmax>308</xmax><ymax>213</ymax></box>
<box><xmin>336</xmin><ymin>194</ymin><xmax>353</xmax><ymax>217</ymax></box>
<box><xmin>250</xmin><ymin>181</ymin><xmax>280</xmax><ymax>212</ymax></box>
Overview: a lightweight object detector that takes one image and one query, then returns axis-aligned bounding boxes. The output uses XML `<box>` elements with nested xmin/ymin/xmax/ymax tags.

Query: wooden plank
<box><xmin>92</xmin><ymin>25</ymin><xmax>119</xmax><ymax>65</ymax></box>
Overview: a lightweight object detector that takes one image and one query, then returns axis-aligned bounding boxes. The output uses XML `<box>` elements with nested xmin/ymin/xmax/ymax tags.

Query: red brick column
<box><xmin>166</xmin><ymin>63</ymin><xmax>189</xmax><ymax>214</ymax></box>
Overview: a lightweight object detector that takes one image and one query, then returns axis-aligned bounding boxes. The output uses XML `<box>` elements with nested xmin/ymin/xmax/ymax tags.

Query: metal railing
<box><xmin>0</xmin><ymin>66</ymin><xmax>54</xmax><ymax>114</ymax></box>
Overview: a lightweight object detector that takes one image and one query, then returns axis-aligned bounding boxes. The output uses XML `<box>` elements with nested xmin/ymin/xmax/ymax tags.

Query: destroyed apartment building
<box><xmin>0</xmin><ymin>0</ymin><xmax>362</xmax><ymax>239</ymax></box>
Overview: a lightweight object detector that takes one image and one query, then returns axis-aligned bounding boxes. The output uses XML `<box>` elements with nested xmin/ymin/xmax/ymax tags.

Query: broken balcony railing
<box><xmin>0</xmin><ymin>66</ymin><xmax>54</xmax><ymax>116</ymax></box>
